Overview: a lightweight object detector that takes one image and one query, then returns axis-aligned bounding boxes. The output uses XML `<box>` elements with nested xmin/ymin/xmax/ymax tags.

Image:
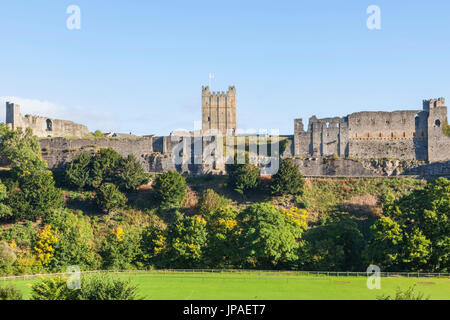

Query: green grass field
<box><xmin>2</xmin><ymin>272</ymin><xmax>449</xmax><ymax>300</ymax></box>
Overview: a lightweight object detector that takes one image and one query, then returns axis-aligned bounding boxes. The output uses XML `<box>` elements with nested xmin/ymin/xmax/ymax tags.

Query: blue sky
<box><xmin>1</xmin><ymin>0</ymin><xmax>449</xmax><ymax>135</ymax></box>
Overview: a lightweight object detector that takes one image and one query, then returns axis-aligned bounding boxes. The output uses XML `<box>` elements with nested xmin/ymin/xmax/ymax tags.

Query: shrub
<box><xmin>270</xmin><ymin>160</ymin><xmax>304</xmax><ymax>195</ymax></box>
<box><xmin>80</xmin><ymin>274</ymin><xmax>140</xmax><ymax>300</ymax></box>
<box><xmin>0</xmin><ymin>285</ymin><xmax>23</xmax><ymax>300</ymax></box>
<box><xmin>377</xmin><ymin>285</ymin><xmax>429</xmax><ymax>300</ymax></box>
<box><xmin>64</xmin><ymin>152</ymin><xmax>92</xmax><ymax>190</ymax></box>
<box><xmin>31</xmin><ymin>274</ymin><xmax>140</xmax><ymax>300</ymax></box>
<box><xmin>31</xmin><ymin>277</ymin><xmax>78</xmax><ymax>300</ymax></box>
<box><xmin>228</xmin><ymin>164</ymin><xmax>260</xmax><ymax>195</ymax></box>
<box><xmin>96</xmin><ymin>183</ymin><xmax>127</xmax><ymax>212</ymax></box>
<box><xmin>153</xmin><ymin>170</ymin><xmax>187</xmax><ymax>208</ymax></box>
<box><xmin>0</xmin><ymin>241</ymin><xmax>16</xmax><ymax>267</ymax></box>
<box><xmin>0</xmin><ymin>180</ymin><xmax>12</xmax><ymax>220</ymax></box>
<box><xmin>198</xmin><ymin>189</ymin><xmax>231</xmax><ymax>216</ymax></box>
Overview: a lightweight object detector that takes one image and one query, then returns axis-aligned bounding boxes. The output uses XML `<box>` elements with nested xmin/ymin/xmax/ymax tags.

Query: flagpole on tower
<box><xmin>209</xmin><ymin>73</ymin><xmax>214</xmax><ymax>90</ymax></box>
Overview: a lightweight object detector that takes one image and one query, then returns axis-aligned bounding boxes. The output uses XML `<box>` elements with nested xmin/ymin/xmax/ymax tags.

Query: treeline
<box><xmin>0</xmin><ymin>124</ymin><xmax>448</xmax><ymax>275</ymax></box>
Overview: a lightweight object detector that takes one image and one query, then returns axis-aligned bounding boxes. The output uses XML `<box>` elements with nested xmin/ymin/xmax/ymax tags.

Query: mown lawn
<box><xmin>2</xmin><ymin>272</ymin><xmax>449</xmax><ymax>300</ymax></box>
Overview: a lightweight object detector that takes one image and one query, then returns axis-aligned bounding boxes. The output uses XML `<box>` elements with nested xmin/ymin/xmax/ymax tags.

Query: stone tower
<box><xmin>202</xmin><ymin>86</ymin><xmax>237</xmax><ymax>135</ymax></box>
<box><xmin>424</xmin><ymin>98</ymin><xmax>450</xmax><ymax>162</ymax></box>
<box><xmin>5</xmin><ymin>102</ymin><xmax>21</xmax><ymax>129</ymax></box>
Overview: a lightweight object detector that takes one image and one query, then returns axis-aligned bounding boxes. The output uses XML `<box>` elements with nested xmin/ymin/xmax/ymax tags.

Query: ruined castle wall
<box><xmin>40</xmin><ymin>137</ymin><xmax>155</xmax><ymax>169</ymax></box>
<box><xmin>427</xmin><ymin>106</ymin><xmax>450</xmax><ymax>162</ymax></box>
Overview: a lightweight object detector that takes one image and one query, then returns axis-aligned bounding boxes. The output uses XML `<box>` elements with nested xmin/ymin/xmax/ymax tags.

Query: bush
<box><xmin>0</xmin><ymin>180</ymin><xmax>12</xmax><ymax>220</ymax></box>
<box><xmin>153</xmin><ymin>170</ymin><xmax>187</xmax><ymax>208</ymax></box>
<box><xmin>377</xmin><ymin>285</ymin><xmax>429</xmax><ymax>300</ymax></box>
<box><xmin>270</xmin><ymin>160</ymin><xmax>304</xmax><ymax>195</ymax></box>
<box><xmin>198</xmin><ymin>189</ymin><xmax>231</xmax><ymax>216</ymax></box>
<box><xmin>31</xmin><ymin>274</ymin><xmax>140</xmax><ymax>300</ymax></box>
<box><xmin>96</xmin><ymin>183</ymin><xmax>127</xmax><ymax>212</ymax></box>
<box><xmin>228</xmin><ymin>164</ymin><xmax>260</xmax><ymax>195</ymax></box>
<box><xmin>64</xmin><ymin>152</ymin><xmax>92</xmax><ymax>190</ymax></box>
<box><xmin>80</xmin><ymin>274</ymin><xmax>140</xmax><ymax>300</ymax></box>
<box><xmin>0</xmin><ymin>241</ymin><xmax>16</xmax><ymax>267</ymax></box>
<box><xmin>0</xmin><ymin>285</ymin><xmax>23</xmax><ymax>300</ymax></box>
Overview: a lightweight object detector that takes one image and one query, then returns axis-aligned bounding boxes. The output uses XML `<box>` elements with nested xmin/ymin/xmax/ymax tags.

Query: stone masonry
<box><xmin>202</xmin><ymin>86</ymin><xmax>237</xmax><ymax>135</ymax></box>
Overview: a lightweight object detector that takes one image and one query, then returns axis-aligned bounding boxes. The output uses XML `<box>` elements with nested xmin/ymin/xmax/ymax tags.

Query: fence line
<box><xmin>1</xmin><ymin>269</ymin><xmax>449</xmax><ymax>282</ymax></box>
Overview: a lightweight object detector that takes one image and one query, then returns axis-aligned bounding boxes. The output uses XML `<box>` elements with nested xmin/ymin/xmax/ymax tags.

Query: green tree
<box><xmin>91</xmin><ymin>148</ymin><xmax>122</xmax><ymax>188</ymax></box>
<box><xmin>0</xmin><ymin>124</ymin><xmax>46</xmax><ymax>175</ymax></box>
<box><xmin>363</xmin><ymin>216</ymin><xmax>404</xmax><ymax>271</ymax></box>
<box><xmin>95</xmin><ymin>183</ymin><xmax>127</xmax><ymax>212</ymax></box>
<box><xmin>237</xmin><ymin>203</ymin><xmax>305</xmax><ymax>268</ymax></box>
<box><xmin>64</xmin><ymin>152</ymin><xmax>93</xmax><ymax>190</ymax></box>
<box><xmin>383</xmin><ymin>177</ymin><xmax>449</xmax><ymax>271</ymax></box>
<box><xmin>270</xmin><ymin>160</ymin><xmax>304</xmax><ymax>195</ymax></box>
<box><xmin>47</xmin><ymin>210</ymin><xmax>100</xmax><ymax>271</ymax></box>
<box><xmin>7</xmin><ymin>170</ymin><xmax>63</xmax><ymax>221</ymax></box>
<box><xmin>0</xmin><ymin>285</ymin><xmax>22</xmax><ymax>300</ymax></box>
<box><xmin>228</xmin><ymin>164</ymin><xmax>260</xmax><ymax>195</ymax></box>
<box><xmin>303</xmin><ymin>219</ymin><xmax>364</xmax><ymax>271</ymax></box>
<box><xmin>93</xmin><ymin>130</ymin><xmax>104</xmax><ymax>138</ymax></box>
<box><xmin>164</xmin><ymin>212</ymin><xmax>207</xmax><ymax>268</ymax></box>
<box><xmin>204</xmin><ymin>207</ymin><xmax>239</xmax><ymax>268</ymax></box>
<box><xmin>100</xmin><ymin>225</ymin><xmax>143</xmax><ymax>270</ymax></box>
<box><xmin>153</xmin><ymin>170</ymin><xmax>187</xmax><ymax>208</ymax></box>
<box><xmin>117</xmin><ymin>154</ymin><xmax>148</xmax><ymax>191</ymax></box>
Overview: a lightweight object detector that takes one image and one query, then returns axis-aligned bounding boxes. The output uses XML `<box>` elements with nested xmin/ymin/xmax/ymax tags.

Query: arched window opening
<box><xmin>46</xmin><ymin>119</ymin><xmax>53</xmax><ymax>131</ymax></box>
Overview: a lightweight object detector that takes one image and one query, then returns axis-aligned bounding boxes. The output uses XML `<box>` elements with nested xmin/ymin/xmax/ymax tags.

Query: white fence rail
<box><xmin>1</xmin><ymin>269</ymin><xmax>449</xmax><ymax>282</ymax></box>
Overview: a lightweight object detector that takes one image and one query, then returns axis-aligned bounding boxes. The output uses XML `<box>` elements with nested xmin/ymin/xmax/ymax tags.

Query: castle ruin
<box><xmin>5</xmin><ymin>102</ymin><xmax>90</xmax><ymax>138</ymax></box>
<box><xmin>294</xmin><ymin>98</ymin><xmax>450</xmax><ymax>163</ymax></box>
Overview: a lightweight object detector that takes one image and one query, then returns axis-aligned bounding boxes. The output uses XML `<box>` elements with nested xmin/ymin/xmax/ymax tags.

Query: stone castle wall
<box><xmin>294</xmin><ymin>98</ymin><xmax>449</xmax><ymax>163</ymax></box>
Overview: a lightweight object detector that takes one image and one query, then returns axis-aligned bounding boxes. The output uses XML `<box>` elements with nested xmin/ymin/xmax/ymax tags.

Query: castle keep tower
<box><xmin>202</xmin><ymin>86</ymin><xmax>237</xmax><ymax>135</ymax></box>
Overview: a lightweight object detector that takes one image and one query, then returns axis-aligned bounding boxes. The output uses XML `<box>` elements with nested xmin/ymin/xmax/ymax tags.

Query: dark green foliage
<box><xmin>237</xmin><ymin>203</ymin><xmax>304</xmax><ymax>268</ymax></box>
<box><xmin>31</xmin><ymin>277</ymin><xmax>78</xmax><ymax>300</ymax></box>
<box><xmin>270</xmin><ymin>160</ymin><xmax>304</xmax><ymax>195</ymax></box>
<box><xmin>91</xmin><ymin>148</ymin><xmax>122</xmax><ymax>188</ymax></box>
<box><xmin>117</xmin><ymin>154</ymin><xmax>149</xmax><ymax>191</ymax></box>
<box><xmin>303</xmin><ymin>219</ymin><xmax>365</xmax><ymax>271</ymax></box>
<box><xmin>96</xmin><ymin>183</ymin><xmax>127</xmax><ymax>212</ymax></box>
<box><xmin>153</xmin><ymin>170</ymin><xmax>187</xmax><ymax>208</ymax></box>
<box><xmin>64</xmin><ymin>152</ymin><xmax>92</xmax><ymax>189</ymax></box>
<box><xmin>228</xmin><ymin>164</ymin><xmax>260</xmax><ymax>195</ymax></box>
<box><xmin>7</xmin><ymin>170</ymin><xmax>63</xmax><ymax>221</ymax></box>
<box><xmin>63</xmin><ymin>148</ymin><xmax>147</xmax><ymax>191</ymax></box>
<box><xmin>379</xmin><ymin>177</ymin><xmax>449</xmax><ymax>271</ymax></box>
<box><xmin>0</xmin><ymin>285</ymin><xmax>23</xmax><ymax>300</ymax></box>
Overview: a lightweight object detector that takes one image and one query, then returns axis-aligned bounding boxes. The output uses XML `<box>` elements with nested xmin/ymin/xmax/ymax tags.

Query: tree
<box><xmin>383</xmin><ymin>177</ymin><xmax>449</xmax><ymax>271</ymax></box>
<box><xmin>0</xmin><ymin>285</ymin><xmax>22</xmax><ymax>300</ymax></box>
<box><xmin>204</xmin><ymin>207</ymin><xmax>239</xmax><ymax>268</ymax></box>
<box><xmin>64</xmin><ymin>152</ymin><xmax>93</xmax><ymax>190</ymax></box>
<box><xmin>303</xmin><ymin>218</ymin><xmax>364</xmax><ymax>271</ymax></box>
<box><xmin>7</xmin><ymin>170</ymin><xmax>63</xmax><ymax>221</ymax></box>
<box><xmin>270</xmin><ymin>160</ymin><xmax>304</xmax><ymax>195</ymax></box>
<box><xmin>363</xmin><ymin>216</ymin><xmax>404</xmax><ymax>271</ymax></box>
<box><xmin>164</xmin><ymin>212</ymin><xmax>207</xmax><ymax>268</ymax></box>
<box><xmin>47</xmin><ymin>210</ymin><xmax>100</xmax><ymax>271</ymax></box>
<box><xmin>153</xmin><ymin>170</ymin><xmax>187</xmax><ymax>208</ymax></box>
<box><xmin>117</xmin><ymin>154</ymin><xmax>148</xmax><ymax>191</ymax></box>
<box><xmin>95</xmin><ymin>183</ymin><xmax>127</xmax><ymax>212</ymax></box>
<box><xmin>92</xmin><ymin>130</ymin><xmax>104</xmax><ymax>138</ymax></box>
<box><xmin>238</xmin><ymin>203</ymin><xmax>306</xmax><ymax>268</ymax></box>
<box><xmin>0</xmin><ymin>124</ymin><xmax>46</xmax><ymax>175</ymax></box>
<box><xmin>228</xmin><ymin>164</ymin><xmax>260</xmax><ymax>195</ymax></box>
<box><xmin>91</xmin><ymin>148</ymin><xmax>122</xmax><ymax>188</ymax></box>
